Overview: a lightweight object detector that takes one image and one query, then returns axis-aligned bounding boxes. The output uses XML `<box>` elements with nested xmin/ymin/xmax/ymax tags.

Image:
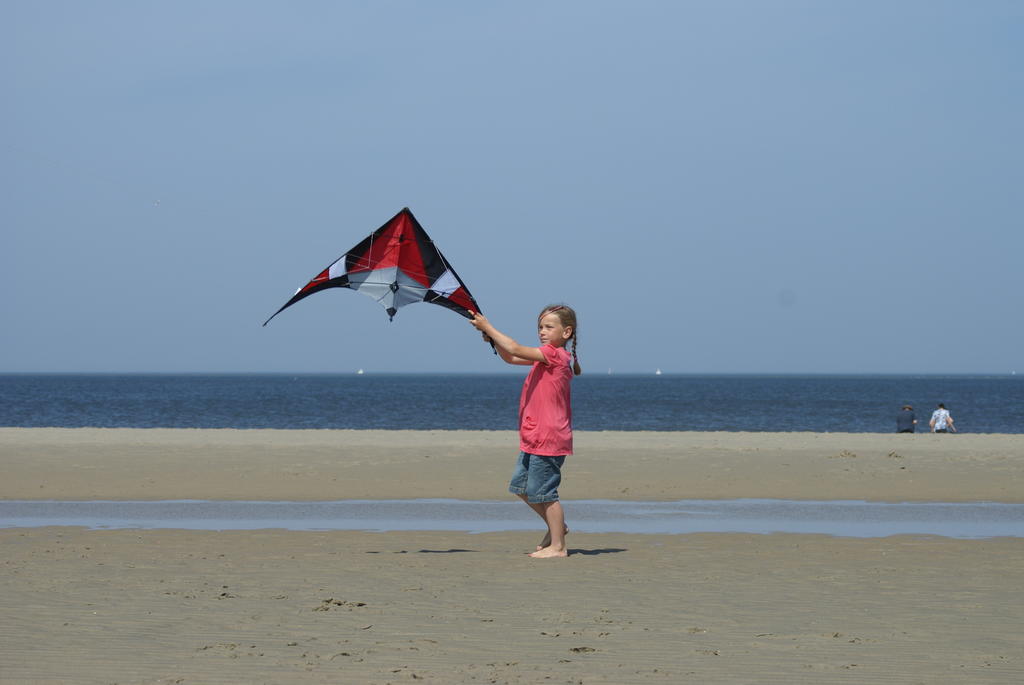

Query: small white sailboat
<box><xmin>655</xmin><ymin>368</ymin><xmax>662</xmax><ymax>375</ymax></box>
<box><xmin>356</xmin><ymin>368</ymin><xmax>364</xmax><ymax>375</ymax></box>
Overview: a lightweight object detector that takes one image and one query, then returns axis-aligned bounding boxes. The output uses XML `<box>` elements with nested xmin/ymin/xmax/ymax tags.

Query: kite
<box><xmin>263</xmin><ymin>207</ymin><xmax>483</xmax><ymax>328</ymax></box>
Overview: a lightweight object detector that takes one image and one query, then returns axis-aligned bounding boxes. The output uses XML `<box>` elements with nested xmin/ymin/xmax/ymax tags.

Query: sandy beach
<box><xmin>3</xmin><ymin>428</ymin><xmax>1022</xmax><ymax>502</ymax></box>
<box><xmin>2</xmin><ymin>428</ymin><xmax>1022</xmax><ymax>683</ymax></box>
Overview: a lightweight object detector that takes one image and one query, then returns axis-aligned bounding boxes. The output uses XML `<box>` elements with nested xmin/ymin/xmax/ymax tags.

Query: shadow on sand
<box><xmin>365</xmin><ymin>548</ymin><xmax>479</xmax><ymax>554</ymax></box>
<box><xmin>366</xmin><ymin>548</ymin><xmax>627</xmax><ymax>556</ymax></box>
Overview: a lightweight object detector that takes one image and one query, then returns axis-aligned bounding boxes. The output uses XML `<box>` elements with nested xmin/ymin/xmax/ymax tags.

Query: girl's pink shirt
<box><xmin>518</xmin><ymin>343</ymin><xmax>573</xmax><ymax>456</ymax></box>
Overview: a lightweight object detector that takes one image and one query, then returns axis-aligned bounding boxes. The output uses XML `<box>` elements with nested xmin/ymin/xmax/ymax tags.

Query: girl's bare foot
<box><xmin>530</xmin><ymin>546</ymin><xmax>568</xmax><ymax>558</ymax></box>
<box><xmin>537</xmin><ymin>524</ymin><xmax>569</xmax><ymax>551</ymax></box>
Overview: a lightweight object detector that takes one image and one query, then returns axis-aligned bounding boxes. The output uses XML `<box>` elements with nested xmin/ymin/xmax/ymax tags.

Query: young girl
<box><xmin>470</xmin><ymin>305</ymin><xmax>582</xmax><ymax>558</ymax></box>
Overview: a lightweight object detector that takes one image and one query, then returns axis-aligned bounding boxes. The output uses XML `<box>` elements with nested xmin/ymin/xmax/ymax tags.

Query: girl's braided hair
<box><xmin>539</xmin><ymin>304</ymin><xmax>582</xmax><ymax>376</ymax></box>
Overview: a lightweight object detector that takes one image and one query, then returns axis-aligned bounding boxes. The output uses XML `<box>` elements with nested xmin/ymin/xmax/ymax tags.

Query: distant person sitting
<box><xmin>930</xmin><ymin>403</ymin><xmax>956</xmax><ymax>433</ymax></box>
<box><xmin>896</xmin><ymin>405</ymin><xmax>917</xmax><ymax>433</ymax></box>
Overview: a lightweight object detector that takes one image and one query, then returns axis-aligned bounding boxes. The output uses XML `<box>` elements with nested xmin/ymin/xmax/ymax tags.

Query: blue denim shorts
<box><xmin>508</xmin><ymin>452</ymin><xmax>566</xmax><ymax>504</ymax></box>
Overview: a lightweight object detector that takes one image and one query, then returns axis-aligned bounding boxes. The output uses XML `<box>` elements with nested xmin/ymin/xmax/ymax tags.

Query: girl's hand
<box><xmin>469</xmin><ymin>310</ymin><xmax>490</xmax><ymax>332</ymax></box>
<box><xmin>468</xmin><ymin>311</ymin><xmax>539</xmax><ymax>366</ymax></box>
<box><xmin>468</xmin><ymin>311</ymin><xmax>496</xmax><ymax>347</ymax></box>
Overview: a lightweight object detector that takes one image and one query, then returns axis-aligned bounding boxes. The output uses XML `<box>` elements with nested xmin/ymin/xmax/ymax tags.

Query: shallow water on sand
<box><xmin>2</xmin><ymin>499</ymin><xmax>1022</xmax><ymax>538</ymax></box>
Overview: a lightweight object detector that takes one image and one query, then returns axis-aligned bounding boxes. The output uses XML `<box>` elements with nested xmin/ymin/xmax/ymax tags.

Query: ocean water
<box><xmin>2</xmin><ymin>373</ymin><xmax>1021</xmax><ymax>433</ymax></box>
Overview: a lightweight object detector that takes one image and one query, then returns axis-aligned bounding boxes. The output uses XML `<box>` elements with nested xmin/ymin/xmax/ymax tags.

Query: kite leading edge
<box><xmin>263</xmin><ymin>207</ymin><xmax>483</xmax><ymax>328</ymax></box>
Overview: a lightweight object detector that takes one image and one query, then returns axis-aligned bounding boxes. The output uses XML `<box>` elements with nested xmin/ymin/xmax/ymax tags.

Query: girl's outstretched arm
<box><xmin>469</xmin><ymin>312</ymin><xmax>546</xmax><ymax>365</ymax></box>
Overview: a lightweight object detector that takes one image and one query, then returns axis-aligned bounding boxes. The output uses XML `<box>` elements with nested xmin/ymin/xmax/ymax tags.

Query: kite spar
<box><xmin>263</xmin><ymin>208</ymin><xmax>486</xmax><ymax>332</ymax></box>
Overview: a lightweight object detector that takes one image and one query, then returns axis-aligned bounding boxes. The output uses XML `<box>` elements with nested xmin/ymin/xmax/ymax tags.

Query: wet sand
<box><xmin>1</xmin><ymin>428</ymin><xmax>1022</xmax><ymax>683</ymax></box>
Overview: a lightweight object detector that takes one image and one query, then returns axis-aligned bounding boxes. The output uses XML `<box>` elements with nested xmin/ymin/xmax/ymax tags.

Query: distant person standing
<box><xmin>930</xmin><ymin>403</ymin><xmax>956</xmax><ymax>433</ymax></box>
<box><xmin>896</xmin><ymin>405</ymin><xmax>917</xmax><ymax>433</ymax></box>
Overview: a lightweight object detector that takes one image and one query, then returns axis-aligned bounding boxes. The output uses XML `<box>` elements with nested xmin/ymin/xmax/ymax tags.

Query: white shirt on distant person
<box><xmin>931</xmin><ymin>408</ymin><xmax>951</xmax><ymax>431</ymax></box>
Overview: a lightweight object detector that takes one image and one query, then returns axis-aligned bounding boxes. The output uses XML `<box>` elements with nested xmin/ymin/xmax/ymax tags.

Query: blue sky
<box><xmin>3</xmin><ymin>1</ymin><xmax>1021</xmax><ymax>374</ymax></box>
